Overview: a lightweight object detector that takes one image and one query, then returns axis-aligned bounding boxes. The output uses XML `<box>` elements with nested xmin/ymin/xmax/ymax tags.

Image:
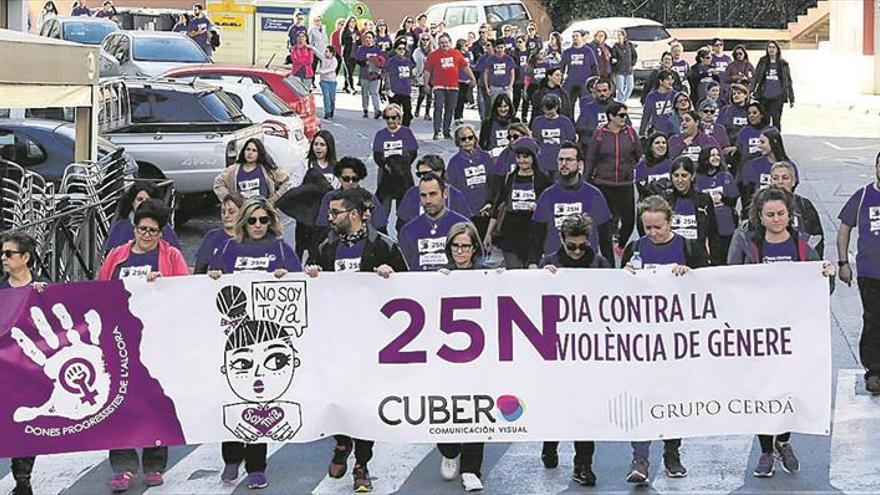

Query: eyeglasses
<box><xmin>451</xmin><ymin>243</ymin><xmax>473</xmax><ymax>252</ymax></box>
<box><xmin>557</xmin><ymin>156</ymin><xmax>578</xmax><ymax>164</ymax></box>
<box><xmin>135</xmin><ymin>225</ymin><xmax>161</xmax><ymax>236</ymax></box>
<box><xmin>383</xmin><ymin>114</ymin><xmax>401</xmax><ymax>121</ymax></box>
<box><xmin>247</xmin><ymin>216</ymin><xmax>271</xmax><ymax>225</ymax></box>
<box><xmin>564</xmin><ymin>242</ymin><xmax>589</xmax><ymax>252</ymax></box>
<box><xmin>340</xmin><ymin>175</ymin><xmax>360</xmax><ymax>183</ymax></box>
<box><xmin>328</xmin><ymin>208</ymin><xmax>353</xmax><ymax>219</ymax></box>
<box><xmin>0</xmin><ymin>249</ymin><xmax>23</xmax><ymax>258</ymax></box>
<box><xmin>460</xmin><ymin>135</ymin><xmax>476</xmax><ymax>142</ymax></box>
<box><xmin>396</xmin><ymin>47</ymin><xmax>406</xmax><ymax>51</ymax></box>
<box><xmin>507</xmin><ymin>133</ymin><xmax>522</xmax><ymax>140</ymax></box>
<box><xmin>615</xmin><ymin>112</ymin><xmax>628</xmax><ymax>118</ymax></box>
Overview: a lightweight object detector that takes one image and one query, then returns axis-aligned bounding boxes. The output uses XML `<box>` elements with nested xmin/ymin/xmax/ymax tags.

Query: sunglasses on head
<box><xmin>247</xmin><ymin>216</ymin><xmax>271</xmax><ymax>225</ymax></box>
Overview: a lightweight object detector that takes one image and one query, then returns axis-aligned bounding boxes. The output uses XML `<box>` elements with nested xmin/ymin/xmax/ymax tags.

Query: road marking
<box><xmin>0</xmin><ymin>450</ymin><xmax>107</xmax><ymax>495</ymax></box>
<box><xmin>821</xmin><ymin>140</ymin><xmax>878</xmax><ymax>152</ymax></box>
<box><xmin>652</xmin><ymin>435</ymin><xmax>753</xmax><ymax>494</ymax></box>
<box><xmin>311</xmin><ymin>442</ymin><xmax>433</xmax><ymax>495</ymax></box>
<box><xmin>830</xmin><ymin>369</ymin><xmax>880</xmax><ymax>493</ymax></box>
<box><xmin>145</xmin><ymin>443</ymin><xmax>285</xmax><ymax>494</ymax></box>
<box><xmin>483</xmin><ymin>441</ymin><xmax>573</xmax><ymax>494</ymax></box>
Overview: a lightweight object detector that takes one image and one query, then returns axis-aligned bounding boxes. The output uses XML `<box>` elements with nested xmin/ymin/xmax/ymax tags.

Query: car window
<box><xmin>625</xmin><ymin>25</ymin><xmax>671</xmax><ymax>42</ymax></box>
<box><xmin>62</xmin><ymin>21</ymin><xmax>117</xmax><ymax>45</ymax></box>
<box><xmin>485</xmin><ymin>3</ymin><xmax>528</xmax><ymax>23</ymax></box>
<box><xmin>130</xmin><ymin>88</ymin><xmax>219</xmax><ymax>123</ymax></box>
<box><xmin>132</xmin><ymin>36</ymin><xmax>210</xmax><ymax>63</ymax></box>
<box><xmin>444</xmin><ymin>6</ymin><xmax>478</xmax><ymax>28</ymax></box>
<box><xmin>282</xmin><ymin>75</ymin><xmax>309</xmax><ymax>98</ymax></box>
<box><xmin>254</xmin><ymin>90</ymin><xmax>293</xmax><ymax>116</ymax></box>
<box><xmin>110</xmin><ymin>35</ymin><xmax>130</xmax><ymax>63</ymax></box>
<box><xmin>226</xmin><ymin>92</ymin><xmax>244</xmax><ymax>109</ymax></box>
<box><xmin>0</xmin><ymin>131</ymin><xmax>47</xmax><ymax>167</ymax></box>
<box><xmin>202</xmin><ymin>90</ymin><xmax>249</xmax><ymax>123</ymax></box>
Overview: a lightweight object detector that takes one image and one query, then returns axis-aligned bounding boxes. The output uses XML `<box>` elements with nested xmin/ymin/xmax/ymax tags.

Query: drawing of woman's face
<box><xmin>223</xmin><ymin>337</ymin><xmax>297</xmax><ymax>402</ymax></box>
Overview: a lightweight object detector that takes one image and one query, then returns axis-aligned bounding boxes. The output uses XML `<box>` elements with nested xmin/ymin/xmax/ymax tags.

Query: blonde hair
<box><xmin>233</xmin><ymin>199</ymin><xmax>284</xmax><ymax>243</ymax></box>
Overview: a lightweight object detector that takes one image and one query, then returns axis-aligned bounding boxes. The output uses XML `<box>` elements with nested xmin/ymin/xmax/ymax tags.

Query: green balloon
<box><xmin>308</xmin><ymin>0</ymin><xmax>373</xmax><ymax>36</ymax></box>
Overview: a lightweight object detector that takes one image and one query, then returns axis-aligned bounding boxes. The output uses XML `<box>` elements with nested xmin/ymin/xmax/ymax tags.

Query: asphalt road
<box><xmin>2</xmin><ymin>92</ymin><xmax>879</xmax><ymax>495</ymax></box>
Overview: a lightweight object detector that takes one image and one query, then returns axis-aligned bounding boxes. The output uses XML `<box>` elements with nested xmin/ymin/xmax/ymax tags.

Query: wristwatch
<box><xmin>838</xmin><ymin>261</ymin><xmax>849</xmax><ymax>267</ymax></box>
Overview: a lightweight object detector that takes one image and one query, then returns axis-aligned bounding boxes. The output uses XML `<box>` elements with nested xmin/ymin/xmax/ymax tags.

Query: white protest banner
<box><xmin>0</xmin><ymin>262</ymin><xmax>831</xmax><ymax>458</ymax></box>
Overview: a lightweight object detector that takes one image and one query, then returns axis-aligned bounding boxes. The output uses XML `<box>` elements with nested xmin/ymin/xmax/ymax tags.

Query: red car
<box><xmin>162</xmin><ymin>64</ymin><xmax>320</xmax><ymax>139</ymax></box>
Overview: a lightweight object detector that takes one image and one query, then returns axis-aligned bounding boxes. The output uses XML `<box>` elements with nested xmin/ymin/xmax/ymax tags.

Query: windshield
<box><xmin>625</xmin><ymin>25</ymin><xmax>671</xmax><ymax>42</ymax></box>
<box><xmin>132</xmin><ymin>36</ymin><xmax>210</xmax><ymax>63</ymax></box>
<box><xmin>254</xmin><ymin>90</ymin><xmax>294</xmax><ymax>116</ymax></box>
<box><xmin>282</xmin><ymin>75</ymin><xmax>310</xmax><ymax>98</ymax></box>
<box><xmin>201</xmin><ymin>90</ymin><xmax>249</xmax><ymax>123</ymax></box>
<box><xmin>62</xmin><ymin>21</ymin><xmax>117</xmax><ymax>45</ymax></box>
<box><xmin>129</xmin><ymin>88</ymin><xmax>248</xmax><ymax>124</ymax></box>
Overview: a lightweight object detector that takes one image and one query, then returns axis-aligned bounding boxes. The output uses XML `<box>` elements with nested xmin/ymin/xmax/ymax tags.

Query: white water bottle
<box><xmin>630</xmin><ymin>251</ymin><xmax>643</xmax><ymax>270</ymax></box>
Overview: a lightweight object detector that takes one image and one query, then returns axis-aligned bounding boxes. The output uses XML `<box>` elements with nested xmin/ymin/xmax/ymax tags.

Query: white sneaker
<box><xmin>440</xmin><ymin>457</ymin><xmax>458</xmax><ymax>480</ymax></box>
<box><xmin>461</xmin><ymin>473</ymin><xmax>483</xmax><ymax>491</ymax></box>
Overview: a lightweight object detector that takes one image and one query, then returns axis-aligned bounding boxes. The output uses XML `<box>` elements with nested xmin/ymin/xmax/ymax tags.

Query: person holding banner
<box><xmin>305</xmin><ymin>187</ymin><xmax>407</xmax><ymax>492</ymax></box>
<box><xmin>621</xmin><ymin>195</ymin><xmax>709</xmax><ymax>273</ymax></box>
<box><xmin>726</xmin><ymin>187</ymin><xmax>834</xmax><ymax>477</ymax></box>
<box><xmin>1</xmin><ymin>231</ymin><xmax>48</xmax><ymax>495</ymax></box>
<box><xmin>434</xmin><ymin>221</ymin><xmax>488</xmax><ymax>491</ymax></box>
<box><xmin>207</xmin><ymin>198</ymin><xmax>301</xmax><ymax>489</ymax></box>
<box><xmin>539</xmin><ymin>213</ymin><xmax>610</xmax><ymax>270</ymax></box>
<box><xmin>105</xmin><ymin>182</ymin><xmax>181</xmax><ymax>254</ymax></box>
<box><xmin>837</xmin><ymin>151</ymin><xmax>880</xmax><ymax>394</ymax></box>
<box><xmin>398</xmin><ymin>175</ymin><xmax>470</xmax><ymax>271</ymax></box>
<box><xmin>98</xmin><ymin>200</ymin><xmax>190</xmax><ymax>491</ymax></box>
<box><xmin>194</xmin><ymin>194</ymin><xmax>244</xmax><ymax>274</ymax></box>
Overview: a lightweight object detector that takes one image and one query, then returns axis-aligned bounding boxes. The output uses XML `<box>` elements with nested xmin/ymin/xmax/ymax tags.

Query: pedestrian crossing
<box><xmin>1</xmin><ymin>370</ymin><xmax>878</xmax><ymax>495</ymax></box>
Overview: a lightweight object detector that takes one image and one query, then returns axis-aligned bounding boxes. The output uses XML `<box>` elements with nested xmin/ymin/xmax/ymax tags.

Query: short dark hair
<box><xmin>541</xmin><ymin>93</ymin><xmax>561</xmax><ymax>111</ymax></box>
<box><xmin>334</xmin><ymin>156</ymin><xmax>368</xmax><ymax>179</ymax></box>
<box><xmin>329</xmin><ymin>188</ymin><xmax>366</xmax><ymax>215</ymax></box>
<box><xmin>559</xmin><ymin>141</ymin><xmax>582</xmax><ymax>162</ymax></box>
<box><xmin>417</xmin><ymin>154</ymin><xmax>446</xmax><ymax>176</ymax></box>
<box><xmin>605</xmin><ymin>101</ymin><xmax>626</xmax><ymax>119</ymax></box>
<box><xmin>419</xmin><ymin>174</ymin><xmax>446</xmax><ymax>192</ymax></box>
<box><xmin>0</xmin><ymin>231</ymin><xmax>38</xmax><ymax>268</ymax></box>
<box><xmin>560</xmin><ymin>213</ymin><xmax>593</xmax><ymax>238</ymax></box>
<box><xmin>192</xmin><ymin>3</ymin><xmax>203</xmax><ymax>9</ymax></box>
<box><xmin>133</xmin><ymin>199</ymin><xmax>170</xmax><ymax>229</ymax></box>
<box><xmin>658</xmin><ymin>69</ymin><xmax>674</xmax><ymax>81</ymax></box>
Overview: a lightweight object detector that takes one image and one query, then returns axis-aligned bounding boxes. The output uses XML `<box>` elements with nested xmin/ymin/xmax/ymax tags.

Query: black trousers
<box><xmin>761</xmin><ymin>96</ymin><xmax>784</xmax><ymax>131</ymax></box>
<box><xmin>416</xmin><ymin>86</ymin><xmax>433</xmax><ymax>115</ymax></box>
<box><xmin>859</xmin><ymin>277</ymin><xmax>880</xmax><ymax>377</ymax></box>
<box><xmin>709</xmin><ymin>233</ymin><xmax>732</xmax><ymax>266</ymax></box>
<box><xmin>522</xmin><ymin>83</ymin><xmax>537</xmax><ymax>121</ymax></box>
<box><xmin>342</xmin><ymin>52</ymin><xmax>356</xmax><ymax>91</ymax></box>
<box><xmin>334</xmin><ymin>435</ymin><xmax>374</xmax><ymax>467</ymax></box>
<box><xmin>222</xmin><ymin>442</ymin><xmax>267</xmax><ymax>473</ymax></box>
<box><xmin>11</xmin><ymin>457</ymin><xmax>35</xmax><ymax>485</ymax></box>
<box><xmin>512</xmin><ymin>82</ymin><xmax>524</xmax><ymax>115</ymax></box>
<box><xmin>758</xmin><ymin>433</ymin><xmax>791</xmax><ymax>454</ymax></box>
<box><xmin>455</xmin><ymin>82</ymin><xmax>472</xmax><ymax>120</ymax></box>
<box><xmin>390</xmin><ymin>93</ymin><xmax>413</xmax><ymax>127</ymax></box>
<box><xmin>109</xmin><ymin>447</ymin><xmax>168</xmax><ymax>474</ymax></box>
<box><xmin>542</xmin><ymin>441</ymin><xmax>595</xmax><ymax>467</ymax></box>
<box><xmin>438</xmin><ymin>443</ymin><xmax>484</xmax><ymax>477</ymax></box>
<box><xmin>598</xmin><ymin>183</ymin><xmax>636</xmax><ymax>248</ymax></box>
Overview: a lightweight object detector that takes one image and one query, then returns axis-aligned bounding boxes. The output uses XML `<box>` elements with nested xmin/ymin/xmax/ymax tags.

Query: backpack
<box><xmin>750</xmin><ymin>230</ymin><xmax>808</xmax><ymax>263</ymax></box>
<box><xmin>210</xmin><ymin>29</ymin><xmax>221</xmax><ymax>49</ymax></box>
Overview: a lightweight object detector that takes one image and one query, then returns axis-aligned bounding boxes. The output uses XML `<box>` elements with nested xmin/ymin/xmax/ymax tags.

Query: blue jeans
<box><xmin>615</xmin><ymin>73</ymin><xmax>634</xmax><ymax>102</ymax></box>
<box><xmin>631</xmin><ymin>438</ymin><xmax>681</xmax><ymax>461</ymax></box>
<box><xmin>320</xmin><ymin>79</ymin><xmax>337</xmax><ymax>116</ymax></box>
<box><xmin>432</xmin><ymin>88</ymin><xmax>459</xmax><ymax>135</ymax></box>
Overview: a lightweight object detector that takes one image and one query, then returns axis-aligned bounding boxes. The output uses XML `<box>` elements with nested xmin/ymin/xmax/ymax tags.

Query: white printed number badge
<box><xmin>869</xmin><ymin>206</ymin><xmax>880</xmax><ymax>233</ymax></box>
<box><xmin>235</xmin><ymin>256</ymin><xmax>273</xmax><ymax>271</ymax></box>
<box><xmin>464</xmin><ymin>165</ymin><xmax>487</xmax><ymax>188</ymax></box>
<box><xmin>118</xmin><ymin>265</ymin><xmax>152</xmax><ymax>280</ymax></box>
<box><xmin>335</xmin><ymin>258</ymin><xmax>362</xmax><ymax>272</ymax></box>
<box><xmin>553</xmin><ymin>202</ymin><xmax>582</xmax><ymax>228</ymax></box>
<box><xmin>417</xmin><ymin>237</ymin><xmax>447</xmax><ymax>267</ymax></box>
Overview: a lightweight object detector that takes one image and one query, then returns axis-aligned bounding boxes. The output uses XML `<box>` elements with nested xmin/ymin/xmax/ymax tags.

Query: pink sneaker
<box><xmin>144</xmin><ymin>472</ymin><xmax>164</xmax><ymax>487</ymax></box>
<box><xmin>109</xmin><ymin>471</ymin><xmax>136</xmax><ymax>492</ymax></box>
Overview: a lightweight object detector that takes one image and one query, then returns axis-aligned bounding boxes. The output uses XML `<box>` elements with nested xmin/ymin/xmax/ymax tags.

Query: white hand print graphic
<box><xmin>10</xmin><ymin>304</ymin><xmax>111</xmax><ymax>422</ymax></box>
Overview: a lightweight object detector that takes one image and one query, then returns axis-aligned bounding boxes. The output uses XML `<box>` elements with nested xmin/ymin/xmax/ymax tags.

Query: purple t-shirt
<box><xmin>696</xmin><ymin>171</ymin><xmax>739</xmax><ymax>236</ymax></box>
<box><xmin>763</xmin><ymin>62</ymin><xmax>783</xmax><ymax>99</ymax></box>
<box><xmin>640</xmin><ymin>90</ymin><xmax>675</xmax><ymax>134</ymax></box>
<box><xmin>398</xmin><ymin>210</ymin><xmax>470</xmax><ymax>271</ymax></box>
<box><xmin>744</xmin><ymin>156</ymin><xmax>799</xmax><ymax>189</ymax></box>
<box><xmin>315</xmin><ymin>189</ymin><xmax>390</xmax><ymax>230</ymax></box>
<box><xmin>372</xmin><ymin>126</ymin><xmax>418</xmax><ymax>182</ymax></box>
<box><xmin>486</xmin><ymin>120</ymin><xmax>510</xmax><ymax>157</ymax></box>
<box><xmin>354</xmin><ymin>44</ymin><xmax>384</xmax><ymax>79</ymax></box>
<box><xmin>717</xmin><ymin>104</ymin><xmax>748</xmax><ymax>132</ymax></box>
<box><xmin>237</xmin><ymin>166</ymin><xmax>269</xmax><ymax>200</ymax></box>
<box><xmin>195</xmin><ymin>228</ymin><xmax>232</xmax><ymax>267</ymax></box>
<box><xmin>761</xmin><ymin>238</ymin><xmax>799</xmax><ymax>263</ymax></box>
<box><xmin>397</xmin><ymin>185</ymin><xmax>474</xmax><ymax>224</ymax></box>
<box><xmin>484</xmin><ymin>54</ymin><xmax>516</xmax><ymax>88</ymax></box>
<box><xmin>668</xmin><ymin>132</ymin><xmax>720</xmax><ymax>164</ymax></box>
<box><xmin>532</xmin><ymin>182</ymin><xmax>612</xmax><ymax>255</ymax></box>
<box><xmin>210</xmin><ymin>237</ymin><xmax>301</xmax><ymax>274</ymax></box>
<box><xmin>71</xmin><ymin>5</ymin><xmax>91</xmax><ymax>16</ymax></box>
<box><xmin>838</xmin><ymin>183</ymin><xmax>880</xmax><ymax>280</ymax></box>
<box><xmin>670</xmin><ymin>198</ymin><xmax>698</xmax><ymax>240</ymax></box>
<box><xmin>671</xmin><ymin>59</ymin><xmax>689</xmax><ymax>82</ymax></box>
<box><xmin>105</xmin><ymin>217</ymin><xmax>180</xmax><ymax>254</ymax></box>
<box><xmin>386</xmin><ymin>57</ymin><xmax>414</xmax><ymax>96</ymax></box>
<box><xmin>700</xmin><ymin>122</ymin><xmax>730</xmax><ymax>148</ymax></box>
<box><xmin>447</xmin><ymin>149</ymin><xmax>492</xmax><ymax>214</ymax></box>
<box><xmin>561</xmin><ymin>45</ymin><xmax>598</xmax><ymax>87</ymax></box>
<box><xmin>710</xmin><ymin>53</ymin><xmax>732</xmax><ymax>75</ymax></box>
<box><xmin>332</xmin><ymin>239</ymin><xmax>368</xmax><ymax>272</ymax></box>
<box><xmin>532</xmin><ymin>115</ymin><xmax>576</xmax><ymax>174</ymax></box>
<box><xmin>376</xmin><ymin>34</ymin><xmax>393</xmax><ymax>53</ymax></box>
<box><xmin>187</xmin><ymin>17</ymin><xmax>213</xmax><ymax>50</ymax></box>
<box><xmin>634</xmin><ymin>234</ymin><xmax>687</xmax><ymax>267</ymax></box>
<box><xmin>529</xmin><ymin>61</ymin><xmax>552</xmax><ymax>86</ymax></box>
<box><xmin>634</xmin><ymin>158</ymin><xmax>672</xmax><ymax>191</ymax></box>
<box><xmin>514</xmin><ymin>50</ymin><xmax>530</xmax><ymax>83</ymax></box>
<box><xmin>112</xmin><ymin>248</ymin><xmax>159</xmax><ymax>280</ymax></box>
<box><xmin>735</xmin><ymin>125</ymin><xmax>775</xmax><ymax>161</ymax></box>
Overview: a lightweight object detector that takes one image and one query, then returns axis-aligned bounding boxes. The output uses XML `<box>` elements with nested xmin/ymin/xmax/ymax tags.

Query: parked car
<box><xmin>425</xmin><ymin>0</ymin><xmax>532</xmax><ymax>42</ymax></box>
<box><xmin>560</xmin><ymin>17</ymin><xmax>674</xmax><ymax>88</ymax></box>
<box><xmin>161</xmin><ymin>64</ymin><xmax>320</xmax><ymax>139</ymax></box>
<box><xmin>39</xmin><ymin>16</ymin><xmax>120</xmax><ymax>45</ymax></box>
<box><xmin>0</xmin><ymin>119</ymin><xmax>138</xmax><ymax>184</ymax></box>
<box><xmin>168</xmin><ymin>78</ymin><xmax>308</xmax><ymax>157</ymax></box>
<box><xmin>101</xmin><ymin>31</ymin><xmax>212</xmax><ymax>78</ymax></box>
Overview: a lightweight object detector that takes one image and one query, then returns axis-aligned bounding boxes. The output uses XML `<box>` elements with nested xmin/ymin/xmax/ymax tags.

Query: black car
<box><xmin>0</xmin><ymin>119</ymin><xmax>138</xmax><ymax>184</ymax></box>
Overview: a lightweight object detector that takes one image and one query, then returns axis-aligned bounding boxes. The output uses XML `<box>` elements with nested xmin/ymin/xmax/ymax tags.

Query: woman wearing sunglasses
<box><xmin>372</xmin><ymin>104</ymin><xmax>418</xmax><ymax>213</ymax></box>
<box><xmin>98</xmin><ymin>200</ymin><xmax>189</xmax><ymax>492</ymax></box>
<box><xmin>448</xmin><ymin>125</ymin><xmax>493</xmax><ymax>237</ymax></box>
<box><xmin>206</xmin><ymin>198</ymin><xmax>300</xmax><ymax>489</ymax></box>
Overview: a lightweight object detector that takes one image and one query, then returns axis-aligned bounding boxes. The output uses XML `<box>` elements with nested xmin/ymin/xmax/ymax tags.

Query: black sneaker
<box><xmin>443</xmin><ymin>132</ymin><xmax>452</xmax><ymax>139</ymax></box>
<box><xmin>328</xmin><ymin>444</ymin><xmax>352</xmax><ymax>478</ymax></box>
<box><xmin>663</xmin><ymin>449</ymin><xmax>687</xmax><ymax>477</ymax></box>
<box><xmin>374</xmin><ymin>111</ymin><xmax>382</xmax><ymax>119</ymax></box>
<box><xmin>867</xmin><ymin>375</ymin><xmax>880</xmax><ymax>394</ymax></box>
<box><xmin>541</xmin><ymin>451</ymin><xmax>558</xmax><ymax>469</ymax></box>
<box><xmin>572</xmin><ymin>464</ymin><xmax>596</xmax><ymax>487</ymax></box>
<box><xmin>362</xmin><ymin>110</ymin><xmax>369</xmax><ymax>118</ymax></box>
<box><xmin>626</xmin><ymin>458</ymin><xmax>649</xmax><ymax>484</ymax></box>
<box><xmin>353</xmin><ymin>465</ymin><xmax>372</xmax><ymax>492</ymax></box>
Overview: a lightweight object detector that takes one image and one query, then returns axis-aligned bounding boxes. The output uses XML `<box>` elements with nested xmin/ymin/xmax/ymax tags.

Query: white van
<box><xmin>424</xmin><ymin>0</ymin><xmax>532</xmax><ymax>44</ymax></box>
<box><xmin>560</xmin><ymin>17</ymin><xmax>674</xmax><ymax>88</ymax></box>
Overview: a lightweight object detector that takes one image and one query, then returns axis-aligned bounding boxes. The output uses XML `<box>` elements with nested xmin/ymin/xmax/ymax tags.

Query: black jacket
<box><xmin>753</xmin><ymin>56</ymin><xmax>794</xmax><ymax>104</ymax></box>
<box><xmin>310</xmin><ymin>223</ymin><xmax>408</xmax><ymax>273</ymax></box>
<box><xmin>610</xmin><ymin>41</ymin><xmax>638</xmax><ymax>75</ymax></box>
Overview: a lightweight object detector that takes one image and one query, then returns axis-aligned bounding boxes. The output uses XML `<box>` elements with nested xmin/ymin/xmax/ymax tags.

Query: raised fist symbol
<box><xmin>10</xmin><ymin>304</ymin><xmax>111</xmax><ymax>422</ymax></box>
